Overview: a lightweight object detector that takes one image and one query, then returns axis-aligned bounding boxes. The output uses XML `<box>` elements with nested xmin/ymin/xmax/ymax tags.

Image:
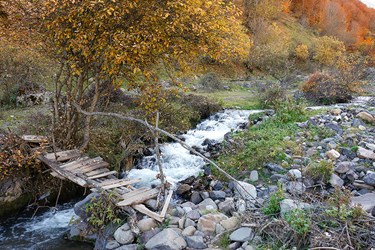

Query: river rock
<box><xmin>356</xmin><ymin>111</ymin><xmax>374</xmax><ymax>123</ymax></box>
<box><xmin>197</xmin><ymin>213</ymin><xmax>228</xmax><ymax>235</ymax></box>
<box><xmin>115</xmin><ymin>244</ymin><xmax>138</xmax><ymax>250</ymax></box>
<box><xmin>191</xmin><ymin>191</ymin><xmax>203</xmax><ymax>204</ymax></box>
<box><xmin>280</xmin><ymin>199</ymin><xmax>311</xmax><ymax>217</ymax></box>
<box><xmin>330</xmin><ymin>108</ymin><xmax>342</xmax><ymax>115</ymax></box>
<box><xmin>209</xmin><ymin>191</ymin><xmax>226</xmax><ymax>200</ymax></box>
<box><xmin>326</xmin><ymin>149</ymin><xmax>340</xmax><ymax>160</ymax></box>
<box><xmin>105</xmin><ymin>240</ymin><xmax>120</xmax><ymax>250</ymax></box>
<box><xmin>288</xmin><ymin>169</ymin><xmax>302</xmax><ymax>179</ymax></box>
<box><xmin>286</xmin><ymin>181</ymin><xmax>306</xmax><ymax>194</ymax></box>
<box><xmin>363</xmin><ymin>172</ymin><xmax>375</xmax><ymax>186</ymax></box>
<box><xmin>330</xmin><ymin>174</ymin><xmax>344</xmax><ymax>187</ymax></box>
<box><xmin>357</xmin><ymin>147</ymin><xmax>375</xmax><ymax>160</ymax></box>
<box><xmin>145</xmin><ymin>228</ymin><xmax>186</xmax><ymax>250</ymax></box>
<box><xmin>218</xmin><ymin>198</ymin><xmax>235</xmax><ymax>215</ymax></box>
<box><xmin>351</xmin><ymin>193</ymin><xmax>375</xmax><ymax>212</ymax></box>
<box><xmin>141</xmin><ymin>228</ymin><xmax>162</xmax><ymax>244</ymax></box>
<box><xmin>182</xmin><ymin>226</ymin><xmax>196</xmax><ymax>236</ymax></box>
<box><xmin>198</xmin><ymin>198</ymin><xmax>218</xmax><ymax>211</ymax></box>
<box><xmin>249</xmin><ymin>170</ymin><xmax>259</xmax><ymax>182</ymax></box>
<box><xmin>137</xmin><ymin>218</ymin><xmax>157</xmax><ymax>232</ymax></box>
<box><xmin>265</xmin><ymin>163</ymin><xmax>285</xmax><ymax>173</ymax></box>
<box><xmin>233</xmin><ymin>181</ymin><xmax>257</xmax><ymax>200</ymax></box>
<box><xmin>186</xmin><ymin>209</ymin><xmax>201</xmax><ymax>220</ymax></box>
<box><xmin>114</xmin><ymin>223</ymin><xmax>134</xmax><ymax>245</ymax></box>
<box><xmin>229</xmin><ymin>227</ymin><xmax>254</xmax><ymax>242</ymax></box>
<box><xmin>185</xmin><ymin>236</ymin><xmax>207</xmax><ymax>249</ymax></box>
<box><xmin>176</xmin><ymin>184</ymin><xmax>191</xmax><ymax>196</ymax></box>
<box><xmin>220</xmin><ymin>216</ymin><xmax>240</xmax><ymax>230</ymax></box>
<box><xmin>184</xmin><ymin>218</ymin><xmax>196</xmax><ymax>228</ymax></box>
<box><xmin>334</xmin><ymin>161</ymin><xmax>355</xmax><ymax>174</ymax></box>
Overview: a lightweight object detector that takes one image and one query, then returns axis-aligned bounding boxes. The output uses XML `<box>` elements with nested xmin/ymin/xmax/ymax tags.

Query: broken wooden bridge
<box><xmin>22</xmin><ymin>135</ymin><xmax>172</xmax><ymax>222</ymax></box>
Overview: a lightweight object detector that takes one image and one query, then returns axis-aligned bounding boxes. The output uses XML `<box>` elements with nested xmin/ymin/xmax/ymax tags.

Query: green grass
<box><xmin>214</xmin><ymin>103</ymin><xmax>321</xmax><ymax>180</ymax></box>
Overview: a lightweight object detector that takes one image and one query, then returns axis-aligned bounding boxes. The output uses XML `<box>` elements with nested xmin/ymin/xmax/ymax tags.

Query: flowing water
<box><xmin>127</xmin><ymin>109</ymin><xmax>263</xmax><ymax>187</ymax></box>
<box><xmin>0</xmin><ymin>203</ymin><xmax>93</xmax><ymax>250</ymax></box>
<box><xmin>0</xmin><ymin>109</ymin><xmax>262</xmax><ymax>249</ymax></box>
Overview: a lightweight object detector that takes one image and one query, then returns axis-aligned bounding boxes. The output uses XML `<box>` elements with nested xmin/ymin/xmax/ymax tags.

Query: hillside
<box><xmin>291</xmin><ymin>0</ymin><xmax>375</xmax><ymax>47</ymax></box>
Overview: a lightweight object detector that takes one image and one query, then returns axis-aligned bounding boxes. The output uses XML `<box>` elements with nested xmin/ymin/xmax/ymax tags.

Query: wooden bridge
<box><xmin>22</xmin><ymin>135</ymin><xmax>172</xmax><ymax>222</ymax></box>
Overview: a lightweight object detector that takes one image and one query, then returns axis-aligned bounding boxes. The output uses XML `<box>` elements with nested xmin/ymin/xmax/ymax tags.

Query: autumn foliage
<box><xmin>0</xmin><ymin>134</ymin><xmax>43</xmax><ymax>180</ymax></box>
<box><xmin>290</xmin><ymin>0</ymin><xmax>375</xmax><ymax>52</ymax></box>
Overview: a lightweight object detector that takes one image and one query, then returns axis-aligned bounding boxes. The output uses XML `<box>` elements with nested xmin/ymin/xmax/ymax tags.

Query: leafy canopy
<box><xmin>42</xmin><ymin>0</ymin><xmax>250</xmax><ymax>112</ymax></box>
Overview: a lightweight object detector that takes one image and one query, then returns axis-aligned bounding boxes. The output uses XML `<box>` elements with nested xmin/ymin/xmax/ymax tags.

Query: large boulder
<box><xmin>145</xmin><ymin>228</ymin><xmax>187</xmax><ymax>250</ymax></box>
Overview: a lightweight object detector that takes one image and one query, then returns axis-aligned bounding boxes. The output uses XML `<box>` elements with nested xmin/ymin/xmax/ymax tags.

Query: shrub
<box><xmin>259</xmin><ymin>83</ymin><xmax>287</xmax><ymax>108</ymax></box>
<box><xmin>295</xmin><ymin>44</ymin><xmax>309</xmax><ymax>61</ymax></box>
<box><xmin>0</xmin><ymin>133</ymin><xmax>43</xmax><ymax>180</ymax></box>
<box><xmin>85</xmin><ymin>192</ymin><xmax>124</xmax><ymax>230</ymax></box>
<box><xmin>304</xmin><ymin>160</ymin><xmax>333</xmax><ymax>183</ymax></box>
<box><xmin>301</xmin><ymin>72</ymin><xmax>351</xmax><ymax>104</ymax></box>
<box><xmin>313</xmin><ymin>36</ymin><xmax>346</xmax><ymax>68</ymax></box>
<box><xmin>284</xmin><ymin>209</ymin><xmax>311</xmax><ymax>236</ymax></box>
<box><xmin>263</xmin><ymin>184</ymin><xmax>285</xmax><ymax>215</ymax></box>
<box><xmin>198</xmin><ymin>72</ymin><xmax>224</xmax><ymax>91</ymax></box>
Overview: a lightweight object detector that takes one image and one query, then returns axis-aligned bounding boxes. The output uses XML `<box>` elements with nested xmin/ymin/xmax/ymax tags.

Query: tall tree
<box><xmin>41</xmin><ymin>0</ymin><xmax>250</xmax><ymax>148</ymax></box>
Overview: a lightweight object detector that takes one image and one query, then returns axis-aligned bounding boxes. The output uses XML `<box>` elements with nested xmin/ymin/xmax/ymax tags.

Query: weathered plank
<box><xmin>88</xmin><ymin>170</ymin><xmax>117</xmax><ymax>180</ymax></box>
<box><xmin>85</xmin><ymin>168</ymin><xmax>109</xmax><ymax>177</ymax></box>
<box><xmin>50</xmin><ymin>171</ymin><xmax>67</xmax><ymax>180</ymax></box>
<box><xmin>38</xmin><ymin>155</ymin><xmax>88</xmax><ymax>187</ymax></box>
<box><xmin>44</xmin><ymin>149</ymin><xmax>81</xmax><ymax>162</ymax></box>
<box><xmin>63</xmin><ymin>157</ymin><xmax>102</xmax><ymax>171</ymax></box>
<box><xmin>117</xmin><ymin>188</ymin><xmax>159</xmax><ymax>206</ymax></box>
<box><xmin>101</xmin><ymin>179</ymin><xmax>142</xmax><ymax>190</ymax></box>
<box><xmin>160</xmin><ymin>190</ymin><xmax>173</xmax><ymax>218</ymax></box>
<box><xmin>120</xmin><ymin>187</ymin><xmax>150</xmax><ymax>200</ymax></box>
<box><xmin>59</xmin><ymin>157</ymin><xmax>90</xmax><ymax>169</ymax></box>
<box><xmin>21</xmin><ymin>135</ymin><xmax>48</xmax><ymax>143</ymax></box>
<box><xmin>74</xmin><ymin>161</ymin><xmax>109</xmax><ymax>174</ymax></box>
<box><xmin>132</xmin><ymin>204</ymin><xmax>163</xmax><ymax>222</ymax></box>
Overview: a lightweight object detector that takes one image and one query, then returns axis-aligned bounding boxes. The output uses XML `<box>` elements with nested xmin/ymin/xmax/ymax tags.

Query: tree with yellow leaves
<box><xmin>40</xmin><ymin>0</ymin><xmax>250</xmax><ymax>149</ymax></box>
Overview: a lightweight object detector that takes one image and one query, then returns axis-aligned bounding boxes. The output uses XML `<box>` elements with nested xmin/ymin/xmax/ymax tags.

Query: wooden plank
<box><xmin>97</xmin><ymin>178</ymin><xmax>124</xmax><ymax>187</ymax></box>
<box><xmin>73</xmin><ymin>161</ymin><xmax>109</xmax><ymax>174</ymax></box>
<box><xmin>38</xmin><ymin>155</ymin><xmax>88</xmax><ymax>187</ymax></box>
<box><xmin>160</xmin><ymin>190</ymin><xmax>173</xmax><ymax>218</ymax></box>
<box><xmin>120</xmin><ymin>187</ymin><xmax>150</xmax><ymax>200</ymax></box>
<box><xmin>44</xmin><ymin>149</ymin><xmax>81</xmax><ymax>162</ymax></box>
<box><xmin>132</xmin><ymin>204</ymin><xmax>163</xmax><ymax>222</ymax></box>
<box><xmin>117</xmin><ymin>189</ymin><xmax>159</xmax><ymax>206</ymax></box>
<box><xmin>50</xmin><ymin>171</ymin><xmax>67</xmax><ymax>180</ymax></box>
<box><xmin>59</xmin><ymin>157</ymin><xmax>90</xmax><ymax>169</ymax></box>
<box><xmin>63</xmin><ymin>157</ymin><xmax>102</xmax><ymax>171</ymax></box>
<box><xmin>21</xmin><ymin>135</ymin><xmax>48</xmax><ymax>143</ymax></box>
<box><xmin>85</xmin><ymin>168</ymin><xmax>109</xmax><ymax>177</ymax></box>
<box><xmin>101</xmin><ymin>179</ymin><xmax>142</xmax><ymax>190</ymax></box>
<box><xmin>88</xmin><ymin>170</ymin><xmax>117</xmax><ymax>180</ymax></box>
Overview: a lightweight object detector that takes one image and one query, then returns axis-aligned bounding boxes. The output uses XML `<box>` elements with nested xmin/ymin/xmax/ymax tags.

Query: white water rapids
<box><xmin>126</xmin><ymin>109</ymin><xmax>263</xmax><ymax>187</ymax></box>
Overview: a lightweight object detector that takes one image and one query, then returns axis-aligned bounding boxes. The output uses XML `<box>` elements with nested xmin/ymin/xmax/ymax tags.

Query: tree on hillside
<box><xmin>40</xmin><ymin>0</ymin><xmax>250</xmax><ymax>149</ymax></box>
